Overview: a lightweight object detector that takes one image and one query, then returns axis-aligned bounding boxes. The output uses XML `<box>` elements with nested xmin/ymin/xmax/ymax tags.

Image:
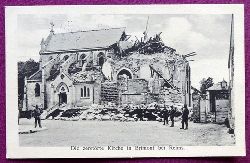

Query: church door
<box><xmin>59</xmin><ymin>92</ymin><xmax>67</xmax><ymax>105</ymax></box>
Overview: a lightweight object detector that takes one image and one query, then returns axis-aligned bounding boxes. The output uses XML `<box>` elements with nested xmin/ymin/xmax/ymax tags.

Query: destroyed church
<box><xmin>22</xmin><ymin>27</ymin><xmax>191</xmax><ymax>111</ymax></box>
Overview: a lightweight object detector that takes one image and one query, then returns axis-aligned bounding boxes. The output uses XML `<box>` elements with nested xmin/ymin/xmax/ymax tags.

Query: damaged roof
<box><xmin>72</xmin><ymin>70</ymin><xmax>103</xmax><ymax>83</ymax></box>
<box><xmin>42</xmin><ymin>28</ymin><xmax>125</xmax><ymax>53</ymax></box>
<box><xmin>207</xmin><ymin>82</ymin><xmax>228</xmax><ymax>91</ymax></box>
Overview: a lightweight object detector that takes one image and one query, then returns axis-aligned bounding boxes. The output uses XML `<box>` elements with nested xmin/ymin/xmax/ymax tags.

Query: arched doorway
<box><xmin>59</xmin><ymin>92</ymin><xmax>67</xmax><ymax>105</ymax></box>
<box><xmin>56</xmin><ymin>82</ymin><xmax>69</xmax><ymax>106</ymax></box>
<box><xmin>117</xmin><ymin>68</ymin><xmax>133</xmax><ymax>80</ymax></box>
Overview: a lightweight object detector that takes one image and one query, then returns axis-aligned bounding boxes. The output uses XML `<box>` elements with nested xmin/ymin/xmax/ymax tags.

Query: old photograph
<box><xmin>6</xmin><ymin>5</ymin><xmax>245</xmax><ymax>158</ymax></box>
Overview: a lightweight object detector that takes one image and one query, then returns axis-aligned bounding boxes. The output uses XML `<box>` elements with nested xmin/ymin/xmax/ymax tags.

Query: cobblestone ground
<box><xmin>19</xmin><ymin>119</ymin><xmax>235</xmax><ymax>147</ymax></box>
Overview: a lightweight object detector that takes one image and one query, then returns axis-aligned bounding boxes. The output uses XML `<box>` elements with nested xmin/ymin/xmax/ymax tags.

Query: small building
<box><xmin>205</xmin><ymin>80</ymin><xmax>229</xmax><ymax>123</ymax></box>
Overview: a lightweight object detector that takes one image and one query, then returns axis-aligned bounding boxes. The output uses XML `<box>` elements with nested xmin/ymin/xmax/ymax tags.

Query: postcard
<box><xmin>5</xmin><ymin>4</ymin><xmax>245</xmax><ymax>158</ymax></box>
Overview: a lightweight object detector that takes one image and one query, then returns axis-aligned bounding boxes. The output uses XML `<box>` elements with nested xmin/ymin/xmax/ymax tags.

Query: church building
<box><xmin>22</xmin><ymin>26</ymin><xmax>192</xmax><ymax>112</ymax></box>
<box><xmin>23</xmin><ymin>27</ymin><xmax>127</xmax><ymax>111</ymax></box>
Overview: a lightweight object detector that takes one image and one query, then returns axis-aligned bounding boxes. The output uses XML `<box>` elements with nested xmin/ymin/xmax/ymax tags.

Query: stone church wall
<box><xmin>74</xmin><ymin>83</ymin><xmax>94</xmax><ymax>107</ymax></box>
<box><xmin>93</xmin><ymin>82</ymin><xmax>102</xmax><ymax>104</ymax></box>
<box><xmin>26</xmin><ymin>81</ymin><xmax>44</xmax><ymax>110</ymax></box>
<box><xmin>101</xmin><ymin>82</ymin><xmax>119</xmax><ymax>104</ymax></box>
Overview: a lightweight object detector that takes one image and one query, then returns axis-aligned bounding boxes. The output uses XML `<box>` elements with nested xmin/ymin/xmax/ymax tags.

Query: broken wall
<box><xmin>101</xmin><ymin>82</ymin><xmax>119</xmax><ymax>104</ymax></box>
<box><xmin>127</xmin><ymin>78</ymin><xmax>148</xmax><ymax>94</ymax></box>
<box><xmin>121</xmin><ymin>94</ymin><xmax>146</xmax><ymax>105</ymax></box>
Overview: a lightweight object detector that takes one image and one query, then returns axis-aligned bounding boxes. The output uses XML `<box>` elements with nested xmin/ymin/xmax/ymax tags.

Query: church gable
<box><xmin>51</xmin><ymin>71</ymin><xmax>73</xmax><ymax>88</ymax></box>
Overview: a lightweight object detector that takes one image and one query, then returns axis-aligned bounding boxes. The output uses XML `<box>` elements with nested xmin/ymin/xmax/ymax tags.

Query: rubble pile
<box><xmin>46</xmin><ymin>109</ymin><xmax>64</xmax><ymax>119</ymax></box>
<box><xmin>68</xmin><ymin>61</ymin><xmax>82</xmax><ymax>75</ymax></box>
<box><xmin>72</xmin><ymin>70</ymin><xmax>103</xmax><ymax>83</ymax></box>
<box><xmin>47</xmin><ymin>103</ymin><xmax>185</xmax><ymax>122</ymax></box>
<box><xmin>122</xmin><ymin>33</ymin><xmax>176</xmax><ymax>56</ymax></box>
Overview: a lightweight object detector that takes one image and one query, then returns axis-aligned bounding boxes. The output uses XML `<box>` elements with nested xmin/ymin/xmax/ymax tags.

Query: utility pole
<box><xmin>143</xmin><ymin>16</ymin><xmax>149</xmax><ymax>42</ymax></box>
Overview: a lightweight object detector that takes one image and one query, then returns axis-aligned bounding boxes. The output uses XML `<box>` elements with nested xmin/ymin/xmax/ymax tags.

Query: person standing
<box><xmin>180</xmin><ymin>104</ymin><xmax>189</xmax><ymax>130</ymax></box>
<box><xmin>169</xmin><ymin>105</ymin><xmax>175</xmax><ymax>127</ymax></box>
<box><xmin>34</xmin><ymin>105</ymin><xmax>42</xmax><ymax>128</ymax></box>
<box><xmin>138</xmin><ymin>106</ymin><xmax>143</xmax><ymax>121</ymax></box>
<box><xmin>162</xmin><ymin>105</ymin><xmax>169</xmax><ymax>125</ymax></box>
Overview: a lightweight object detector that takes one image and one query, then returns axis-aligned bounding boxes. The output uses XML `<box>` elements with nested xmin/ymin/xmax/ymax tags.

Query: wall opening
<box><xmin>35</xmin><ymin>83</ymin><xmax>40</xmax><ymax>97</ymax></box>
<box><xmin>59</xmin><ymin>92</ymin><xmax>67</xmax><ymax>105</ymax></box>
<box><xmin>97</xmin><ymin>52</ymin><xmax>105</xmax><ymax>67</ymax></box>
<box><xmin>63</xmin><ymin>55</ymin><xmax>69</xmax><ymax>61</ymax></box>
<box><xmin>117</xmin><ymin>69</ymin><xmax>133</xmax><ymax>80</ymax></box>
<box><xmin>80</xmin><ymin>53</ymin><xmax>86</xmax><ymax>66</ymax></box>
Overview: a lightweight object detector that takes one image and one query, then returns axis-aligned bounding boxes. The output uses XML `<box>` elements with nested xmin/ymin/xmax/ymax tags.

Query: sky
<box><xmin>17</xmin><ymin>14</ymin><xmax>232</xmax><ymax>89</ymax></box>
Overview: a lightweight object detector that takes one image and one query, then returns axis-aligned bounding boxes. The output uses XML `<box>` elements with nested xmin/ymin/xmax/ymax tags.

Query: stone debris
<box><xmin>48</xmin><ymin>103</ymin><xmax>185</xmax><ymax>122</ymax></box>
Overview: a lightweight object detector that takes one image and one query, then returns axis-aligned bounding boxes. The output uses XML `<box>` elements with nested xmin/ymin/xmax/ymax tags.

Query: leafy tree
<box><xmin>18</xmin><ymin>59</ymin><xmax>39</xmax><ymax>108</ymax></box>
<box><xmin>200</xmin><ymin>77</ymin><xmax>214</xmax><ymax>94</ymax></box>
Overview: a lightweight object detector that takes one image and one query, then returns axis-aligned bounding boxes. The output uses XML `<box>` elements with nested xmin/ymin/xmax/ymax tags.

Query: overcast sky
<box><xmin>17</xmin><ymin>14</ymin><xmax>232</xmax><ymax>88</ymax></box>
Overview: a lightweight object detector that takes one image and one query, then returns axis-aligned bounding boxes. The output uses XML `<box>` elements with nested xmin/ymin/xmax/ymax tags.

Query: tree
<box><xmin>200</xmin><ymin>77</ymin><xmax>214</xmax><ymax>94</ymax></box>
<box><xmin>18</xmin><ymin>59</ymin><xmax>39</xmax><ymax>109</ymax></box>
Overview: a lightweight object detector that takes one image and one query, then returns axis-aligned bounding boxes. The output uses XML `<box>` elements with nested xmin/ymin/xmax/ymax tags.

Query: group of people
<box><xmin>31</xmin><ymin>104</ymin><xmax>189</xmax><ymax>129</ymax></box>
<box><xmin>161</xmin><ymin>104</ymin><xmax>189</xmax><ymax>130</ymax></box>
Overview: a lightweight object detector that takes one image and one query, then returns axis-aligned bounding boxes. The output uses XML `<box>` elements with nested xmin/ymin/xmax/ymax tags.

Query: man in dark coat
<box><xmin>169</xmin><ymin>105</ymin><xmax>175</xmax><ymax>127</ymax></box>
<box><xmin>138</xmin><ymin>107</ymin><xmax>143</xmax><ymax>121</ymax></box>
<box><xmin>180</xmin><ymin>104</ymin><xmax>189</xmax><ymax>130</ymax></box>
<box><xmin>162</xmin><ymin>105</ymin><xmax>169</xmax><ymax>125</ymax></box>
<box><xmin>34</xmin><ymin>105</ymin><xmax>42</xmax><ymax>128</ymax></box>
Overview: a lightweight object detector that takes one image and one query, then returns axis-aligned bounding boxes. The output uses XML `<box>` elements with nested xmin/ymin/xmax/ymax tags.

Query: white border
<box><xmin>5</xmin><ymin>4</ymin><xmax>245</xmax><ymax>158</ymax></box>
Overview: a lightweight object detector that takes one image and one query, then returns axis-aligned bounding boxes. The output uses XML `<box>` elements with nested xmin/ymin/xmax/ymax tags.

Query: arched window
<box><xmin>80</xmin><ymin>53</ymin><xmax>86</xmax><ymax>66</ymax></box>
<box><xmin>63</xmin><ymin>55</ymin><xmax>69</xmax><ymax>61</ymax></box>
<box><xmin>117</xmin><ymin>68</ymin><xmax>133</xmax><ymax>80</ymax></box>
<box><xmin>99</xmin><ymin>56</ymin><xmax>104</xmax><ymax>67</ymax></box>
<box><xmin>87</xmin><ymin>88</ymin><xmax>90</xmax><ymax>97</ymax></box>
<box><xmin>97</xmin><ymin>52</ymin><xmax>105</xmax><ymax>67</ymax></box>
<box><xmin>84</xmin><ymin>86</ymin><xmax>86</xmax><ymax>97</ymax></box>
<box><xmin>81</xmin><ymin>88</ymin><xmax>83</xmax><ymax>97</ymax></box>
<box><xmin>35</xmin><ymin>83</ymin><xmax>40</xmax><ymax>97</ymax></box>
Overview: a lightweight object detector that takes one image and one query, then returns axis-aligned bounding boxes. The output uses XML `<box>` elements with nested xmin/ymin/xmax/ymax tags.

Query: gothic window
<box><xmin>81</xmin><ymin>88</ymin><xmax>83</xmax><ymax>97</ymax></box>
<box><xmin>63</xmin><ymin>55</ymin><xmax>69</xmax><ymax>61</ymax></box>
<box><xmin>87</xmin><ymin>88</ymin><xmax>90</xmax><ymax>97</ymax></box>
<box><xmin>99</xmin><ymin>56</ymin><xmax>104</xmax><ymax>67</ymax></box>
<box><xmin>61</xmin><ymin>86</ymin><xmax>65</xmax><ymax>92</ymax></box>
<box><xmin>97</xmin><ymin>52</ymin><xmax>105</xmax><ymax>67</ymax></box>
<box><xmin>84</xmin><ymin>86</ymin><xmax>86</xmax><ymax>97</ymax></box>
<box><xmin>81</xmin><ymin>86</ymin><xmax>90</xmax><ymax>98</ymax></box>
<box><xmin>80</xmin><ymin>53</ymin><xmax>86</xmax><ymax>66</ymax></box>
<box><xmin>35</xmin><ymin>83</ymin><xmax>40</xmax><ymax>97</ymax></box>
